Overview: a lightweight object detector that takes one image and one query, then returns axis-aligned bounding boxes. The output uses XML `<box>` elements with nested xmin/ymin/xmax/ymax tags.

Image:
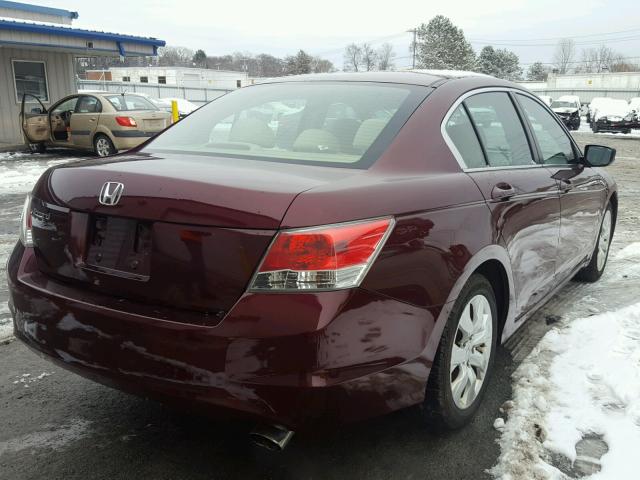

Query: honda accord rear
<box><xmin>7</xmin><ymin>72</ymin><xmax>617</xmax><ymax>439</ymax></box>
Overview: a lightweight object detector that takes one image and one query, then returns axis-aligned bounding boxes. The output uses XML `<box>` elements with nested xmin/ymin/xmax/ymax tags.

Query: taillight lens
<box><xmin>19</xmin><ymin>194</ymin><xmax>33</xmax><ymax>247</ymax></box>
<box><xmin>115</xmin><ymin>116</ymin><xmax>137</xmax><ymax>127</ymax></box>
<box><xmin>250</xmin><ymin>218</ymin><xmax>394</xmax><ymax>291</ymax></box>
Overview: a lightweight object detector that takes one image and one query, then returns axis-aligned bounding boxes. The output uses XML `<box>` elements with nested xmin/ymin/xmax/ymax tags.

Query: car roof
<box><xmin>257</xmin><ymin>70</ymin><xmax>490</xmax><ymax>87</ymax></box>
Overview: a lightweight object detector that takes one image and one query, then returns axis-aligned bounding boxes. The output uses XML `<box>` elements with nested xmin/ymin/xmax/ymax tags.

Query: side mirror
<box><xmin>30</xmin><ymin>107</ymin><xmax>43</xmax><ymax>114</ymax></box>
<box><xmin>583</xmin><ymin>144</ymin><xmax>616</xmax><ymax>167</ymax></box>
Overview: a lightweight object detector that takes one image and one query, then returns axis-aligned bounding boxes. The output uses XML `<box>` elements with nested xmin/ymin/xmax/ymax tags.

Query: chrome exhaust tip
<box><xmin>249</xmin><ymin>424</ymin><xmax>294</xmax><ymax>451</ymax></box>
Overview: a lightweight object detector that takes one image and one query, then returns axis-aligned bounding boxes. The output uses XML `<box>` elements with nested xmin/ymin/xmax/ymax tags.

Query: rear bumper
<box><xmin>7</xmin><ymin>244</ymin><xmax>436</xmax><ymax>429</ymax></box>
<box><xmin>111</xmin><ymin>131</ymin><xmax>162</xmax><ymax>151</ymax></box>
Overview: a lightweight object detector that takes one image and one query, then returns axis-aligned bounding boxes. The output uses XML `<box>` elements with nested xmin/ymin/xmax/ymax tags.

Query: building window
<box><xmin>122</xmin><ymin>76</ymin><xmax>130</xmax><ymax>82</ymax></box>
<box><xmin>12</xmin><ymin>60</ymin><xmax>49</xmax><ymax>103</ymax></box>
<box><xmin>140</xmin><ymin>76</ymin><xmax>148</xmax><ymax>83</ymax></box>
<box><xmin>158</xmin><ymin>76</ymin><xmax>166</xmax><ymax>84</ymax></box>
<box><xmin>236</xmin><ymin>79</ymin><xmax>242</xmax><ymax>88</ymax></box>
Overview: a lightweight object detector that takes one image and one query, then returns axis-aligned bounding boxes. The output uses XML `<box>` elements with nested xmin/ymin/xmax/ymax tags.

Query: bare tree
<box><xmin>377</xmin><ymin>43</ymin><xmax>396</xmax><ymax>70</ymax></box>
<box><xmin>579</xmin><ymin>45</ymin><xmax>624</xmax><ymax>73</ymax></box>
<box><xmin>310</xmin><ymin>56</ymin><xmax>334</xmax><ymax>73</ymax></box>
<box><xmin>361</xmin><ymin>43</ymin><xmax>377</xmax><ymax>71</ymax></box>
<box><xmin>344</xmin><ymin>43</ymin><xmax>363</xmax><ymax>72</ymax></box>
<box><xmin>553</xmin><ymin>38</ymin><xmax>575</xmax><ymax>74</ymax></box>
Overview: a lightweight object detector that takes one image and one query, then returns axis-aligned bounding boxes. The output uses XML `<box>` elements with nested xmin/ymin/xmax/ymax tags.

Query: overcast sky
<box><xmin>38</xmin><ymin>0</ymin><xmax>640</xmax><ymax>70</ymax></box>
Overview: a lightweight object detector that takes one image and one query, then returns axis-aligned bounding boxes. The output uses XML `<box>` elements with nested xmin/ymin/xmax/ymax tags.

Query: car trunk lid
<box><xmin>30</xmin><ymin>152</ymin><xmax>353</xmax><ymax>322</ymax></box>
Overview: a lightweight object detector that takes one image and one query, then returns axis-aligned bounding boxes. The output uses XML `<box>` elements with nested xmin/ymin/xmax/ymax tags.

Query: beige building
<box><xmin>0</xmin><ymin>0</ymin><xmax>165</xmax><ymax>145</ymax></box>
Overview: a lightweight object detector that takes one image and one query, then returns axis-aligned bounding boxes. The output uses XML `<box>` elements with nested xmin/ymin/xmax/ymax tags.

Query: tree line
<box><xmin>76</xmin><ymin>15</ymin><xmax>638</xmax><ymax>81</ymax></box>
<box><xmin>345</xmin><ymin>15</ymin><xmax>638</xmax><ymax>82</ymax></box>
<box><xmin>76</xmin><ymin>47</ymin><xmax>335</xmax><ymax>77</ymax></box>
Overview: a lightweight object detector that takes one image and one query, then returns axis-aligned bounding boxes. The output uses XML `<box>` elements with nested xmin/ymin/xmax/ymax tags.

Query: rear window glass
<box><xmin>145</xmin><ymin>82</ymin><xmax>430</xmax><ymax>168</ymax></box>
<box><xmin>106</xmin><ymin>94</ymin><xmax>158</xmax><ymax>111</ymax></box>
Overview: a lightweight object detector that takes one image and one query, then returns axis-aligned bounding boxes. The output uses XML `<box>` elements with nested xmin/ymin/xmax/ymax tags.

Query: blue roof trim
<box><xmin>0</xmin><ymin>1</ymin><xmax>78</xmax><ymax>19</ymax></box>
<box><xmin>0</xmin><ymin>18</ymin><xmax>166</xmax><ymax>47</ymax></box>
<box><xmin>0</xmin><ymin>38</ymin><xmax>156</xmax><ymax>56</ymax></box>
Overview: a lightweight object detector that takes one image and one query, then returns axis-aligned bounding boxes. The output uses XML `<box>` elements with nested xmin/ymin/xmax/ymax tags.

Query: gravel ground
<box><xmin>0</xmin><ymin>134</ymin><xmax>638</xmax><ymax>480</ymax></box>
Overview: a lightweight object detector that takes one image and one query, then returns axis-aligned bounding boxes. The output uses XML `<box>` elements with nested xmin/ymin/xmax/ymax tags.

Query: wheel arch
<box><xmin>422</xmin><ymin>244</ymin><xmax>516</xmax><ymax>371</ymax></box>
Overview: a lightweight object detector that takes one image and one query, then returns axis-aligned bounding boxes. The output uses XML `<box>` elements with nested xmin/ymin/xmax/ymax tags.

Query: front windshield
<box><xmin>551</xmin><ymin>101</ymin><xmax>577</xmax><ymax>108</ymax></box>
<box><xmin>145</xmin><ymin>82</ymin><xmax>430</xmax><ymax>168</ymax></box>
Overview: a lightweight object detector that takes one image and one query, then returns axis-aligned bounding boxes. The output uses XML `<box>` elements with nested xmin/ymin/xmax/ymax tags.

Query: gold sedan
<box><xmin>20</xmin><ymin>92</ymin><xmax>172</xmax><ymax>156</ymax></box>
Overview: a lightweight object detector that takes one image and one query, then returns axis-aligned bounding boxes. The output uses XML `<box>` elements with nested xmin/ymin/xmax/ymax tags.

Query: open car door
<box><xmin>20</xmin><ymin>94</ymin><xmax>50</xmax><ymax>143</ymax></box>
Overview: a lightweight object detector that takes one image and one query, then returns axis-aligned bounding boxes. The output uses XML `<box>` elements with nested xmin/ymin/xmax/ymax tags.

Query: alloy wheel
<box><xmin>450</xmin><ymin>294</ymin><xmax>493</xmax><ymax>410</ymax></box>
<box><xmin>96</xmin><ymin>138</ymin><xmax>112</xmax><ymax>157</ymax></box>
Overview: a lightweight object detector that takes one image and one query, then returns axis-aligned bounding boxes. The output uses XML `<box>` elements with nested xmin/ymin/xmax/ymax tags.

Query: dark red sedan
<box><xmin>7</xmin><ymin>71</ymin><xmax>617</xmax><ymax>450</ymax></box>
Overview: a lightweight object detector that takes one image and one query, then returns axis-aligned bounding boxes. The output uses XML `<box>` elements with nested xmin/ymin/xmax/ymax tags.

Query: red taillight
<box><xmin>251</xmin><ymin>218</ymin><xmax>394</xmax><ymax>291</ymax></box>
<box><xmin>115</xmin><ymin>116</ymin><xmax>137</xmax><ymax>127</ymax></box>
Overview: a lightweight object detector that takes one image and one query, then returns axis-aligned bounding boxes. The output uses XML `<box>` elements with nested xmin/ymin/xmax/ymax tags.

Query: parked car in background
<box><xmin>591</xmin><ymin>99</ymin><xmax>635</xmax><ymax>133</ymax></box>
<box><xmin>629</xmin><ymin>98</ymin><xmax>640</xmax><ymax>128</ymax></box>
<box><xmin>537</xmin><ymin>95</ymin><xmax>552</xmax><ymax>107</ymax></box>
<box><xmin>551</xmin><ymin>95</ymin><xmax>581</xmax><ymax>130</ymax></box>
<box><xmin>588</xmin><ymin>97</ymin><xmax>613</xmax><ymax>125</ymax></box>
<box><xmin>9</xmin><ymin>72</ymin><xmax>618</xmax><ymax>450</ymax></box>
<box><xmin>20</xmin><ymin>92</ymin><xmax>171</xmax><ymax>156</ymax></box>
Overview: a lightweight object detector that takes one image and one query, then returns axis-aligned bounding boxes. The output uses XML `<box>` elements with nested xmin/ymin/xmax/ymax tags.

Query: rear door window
<box><xmin>106</xmin><ymin>95</ymin><xmax>158</xmax><ymax>111</ymax></box>
<box><xmin>464</xmin><ymin>92</ymin><xmax>534</xmax><ymax>167</ymax></box>
<box><xmin>445</xmin><ymin>105</ymin><xmax>486</xmax><ymax>168</ymax></box>
<box><xmin>75</xmin><ymin>96</ymin><xmax>101</xmax><ymax>113</ymax></box>
<box><xmin>516</xmin><ymin>94</ymin><xmax>576</xmax><ymax>165</ymax></box>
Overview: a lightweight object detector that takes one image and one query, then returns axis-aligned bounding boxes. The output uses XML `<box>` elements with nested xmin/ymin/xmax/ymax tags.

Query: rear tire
<box><xmin>94</xmin><ymin>134</ymin><xmax>116</xmax><ymax>157</ymax></box>
<box><xmin>575</xmin><ymin>204</ymin><xmax>614</xmax><ymax>282</ymax></box>
<box><xmin>422</xmin><ymin>274</ymin><xmax>498</xmax><ymax>429</ymax></box>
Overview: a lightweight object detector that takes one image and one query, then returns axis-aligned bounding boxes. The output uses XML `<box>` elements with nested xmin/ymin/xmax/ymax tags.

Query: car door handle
<box><xmin>89</xmin><ymin>118</ymin><xmax>96</xmax><ymax>122</ymax></box>
<box><xmin>491</xmin><ymin>182</ymin><xmax>517</xmax><ymax>201</ymax></box>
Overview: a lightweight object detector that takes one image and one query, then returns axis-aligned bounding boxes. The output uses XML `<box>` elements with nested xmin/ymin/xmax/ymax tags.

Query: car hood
<box><xmin>552</xmin><ymin>107</ymin><xmax>578</xmax><ymax>114</ymax></box>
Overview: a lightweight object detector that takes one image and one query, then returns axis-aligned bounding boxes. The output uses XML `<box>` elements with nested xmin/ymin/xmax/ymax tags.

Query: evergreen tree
<box><xmin>415</xmin><ymin>16</ymin><xmax>476</xmax><ymax>70</ymax></box>
<box><xmin>476</xmin><ymin>46</ymin><xmax>522</xmax><ymax>81</ymax></box>
<box><xmin>192</xmin><ymin>49</ymin><xmax>207</xmax><ymax>68</ymax></box>
<box><xmin>284</xmin><ymin>50</ymin><xmax>313</xmax><ymax>75</ymax></box>
<box><xmin>527</xmin><ymin>62</ymin><xmax>549</xmax><ymax>81</ymax></box>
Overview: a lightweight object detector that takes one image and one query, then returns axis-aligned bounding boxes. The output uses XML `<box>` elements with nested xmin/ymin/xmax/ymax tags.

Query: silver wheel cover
<box><xmin>450</xmin><ymin>294</ymin><xmax>493</xmax><ymax>410</ymax></box>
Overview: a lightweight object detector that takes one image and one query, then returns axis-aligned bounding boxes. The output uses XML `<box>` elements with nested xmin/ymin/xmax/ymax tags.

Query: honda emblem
<box><xmin>99</xmin><ymin>182</ymin><xmax>124</xmax><ymax>206</ymax></box>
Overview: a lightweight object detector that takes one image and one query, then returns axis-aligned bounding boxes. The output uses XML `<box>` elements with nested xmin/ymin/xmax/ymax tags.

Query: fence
<box><xmin>522</xmin><ymin>87</ymin><xmax>640</xmax><ymax>103</ymax></box>
<box><xmin>76</xmin><ymin>80</ymin><xmax>232</xmax><ymax>105</ymax></box>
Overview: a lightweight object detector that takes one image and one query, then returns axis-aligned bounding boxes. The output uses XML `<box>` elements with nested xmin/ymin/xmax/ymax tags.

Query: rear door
<box><xmin>514</xmin><ymin>93</ymin><xmax>607</xmax><ymax>280</ymax></box>
<box><xmin>20</xmin><ymin>94</ymin><xmax>50</xmax><ymax>143</ymax></box>
<box><xmin>70</xmin><ymin>95</ymin><xmax>102</xmax><ymax>147</ymax></box>
<box><xmin>445</xmin><ymin>90</ymin><xmax>561</xmax><ymax>318</ymax></box>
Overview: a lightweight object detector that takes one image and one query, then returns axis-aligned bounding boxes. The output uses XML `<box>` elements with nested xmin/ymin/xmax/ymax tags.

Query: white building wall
<box><xmin>108</xmin><ymin>67</ymin><xmax>248</xmax><ymax>89</ymax></box>
<box><xmin>0</xmin><ymin>47</ymin><xmax>75</xmax><ymax>144</ymax></box>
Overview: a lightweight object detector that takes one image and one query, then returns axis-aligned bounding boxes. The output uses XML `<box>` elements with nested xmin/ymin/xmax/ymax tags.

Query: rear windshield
<box><xmin>106</xmin><ymin>94</ymin><xmax>158</xmax><ymax>111</ymax></box>
<box><xmin>144</xmin><ymin>82</ymin><xmax>430</xmax><ymax>168</ymax></box>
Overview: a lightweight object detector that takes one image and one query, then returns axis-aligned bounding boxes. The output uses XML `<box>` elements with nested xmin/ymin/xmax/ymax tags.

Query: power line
<box><xmin>469</xmin><ymin>26</ymin><xmax>640</xmax><ymax>43</ymax></box>
<box><xmin>469</xmin><ymin>35</ymin><xmax>640</xmax><ymax>48</ymax></box>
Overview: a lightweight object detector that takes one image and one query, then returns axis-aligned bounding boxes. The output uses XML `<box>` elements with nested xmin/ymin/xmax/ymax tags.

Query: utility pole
<box><xmin>407</xmin><ymin>28</ymin><xmax>417</xmax><ymax>69</ymax></box>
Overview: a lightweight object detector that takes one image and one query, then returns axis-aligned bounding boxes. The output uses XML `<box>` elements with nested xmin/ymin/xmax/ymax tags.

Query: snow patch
<box><xmin>0</xmin><ymin>419</ymin><xmax>90</xmax><ymax>457</ymax></box>
<box><xmin>491</xmin><ymin>303</ymin><xmax>640</xmax><ymax>479</ymax></box>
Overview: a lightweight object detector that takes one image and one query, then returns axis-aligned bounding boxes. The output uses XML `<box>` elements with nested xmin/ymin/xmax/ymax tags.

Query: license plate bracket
<box><xmin>85</xmin><ymin>215</ymin><xmax>152</xmax><ymax>281</ymax></box>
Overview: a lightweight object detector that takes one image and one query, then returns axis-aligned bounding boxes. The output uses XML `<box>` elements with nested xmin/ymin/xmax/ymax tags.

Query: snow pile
<box><xmin>12</xmin><ymin>372</ymin><xmax>53</xmax><ymax>387</ymax></box>
<box><xmin>0</xmin><ymin>153</ymin><xmax>71</xmax><ymax>195</ymax></box>
<box><xmin>491</xmin><ymin>301</ymin><xmax>640</xmax><ymax>479</ymax></box>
